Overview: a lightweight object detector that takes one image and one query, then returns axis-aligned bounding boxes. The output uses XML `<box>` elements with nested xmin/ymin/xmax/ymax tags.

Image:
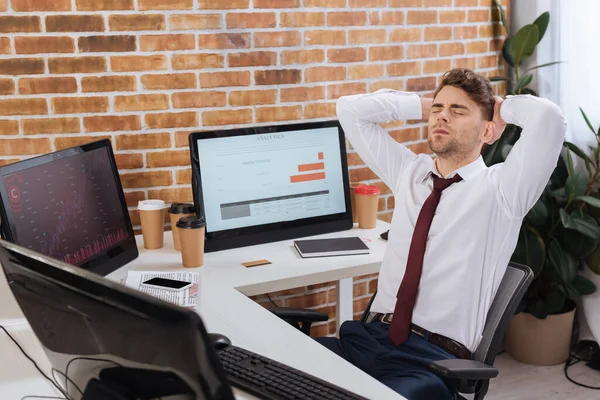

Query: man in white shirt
<box><xmin>316</xmin><ymin>68</ymin><xmax>566</xmax><ymax>399</ymax></box>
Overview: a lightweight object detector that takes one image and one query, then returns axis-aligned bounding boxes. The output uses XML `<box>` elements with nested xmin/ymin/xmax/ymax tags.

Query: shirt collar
<box><xmin>421</xmin><ymin>155</ymin><xmax>487</xmax><ymax>183</ymax></box>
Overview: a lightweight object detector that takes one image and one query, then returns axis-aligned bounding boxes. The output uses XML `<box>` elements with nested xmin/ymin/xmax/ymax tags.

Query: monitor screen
<box><xmin>189</xmin><ymin>120</ymin><xmax>353</xmax><ymax>252</ymax></box>
<box><xmin>0</xmin><ymin>239</ymin><xmax>235</xmax><ymax>400</ymax></box>
<box><xmin>0</xmin><ymin>139</ymin><xmax>138</xmax><ymax>275</ymax></box>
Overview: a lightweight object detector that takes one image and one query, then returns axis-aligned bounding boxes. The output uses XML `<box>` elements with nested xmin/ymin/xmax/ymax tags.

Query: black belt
<box><xmin>369</xmin><ymin>312</ymin><xmax>472</xmax><ymax>360</ymax></box>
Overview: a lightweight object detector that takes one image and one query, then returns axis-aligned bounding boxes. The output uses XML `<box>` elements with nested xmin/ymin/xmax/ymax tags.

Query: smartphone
<box><xmin>141</xmin><ymin>277</ymin><xmax>192</xmax><ymax>291</ymax></box>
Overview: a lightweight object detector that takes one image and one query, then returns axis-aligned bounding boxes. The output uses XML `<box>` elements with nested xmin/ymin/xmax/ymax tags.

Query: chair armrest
<box><xmin>269</xmin><ymin>308</ymin><xmax>329</xmax><ymax>323</ymax></box>
<box><xmin>429</xmin><ymin>359</ymin><xmax>498</xmax><ymax>380</ymax></box>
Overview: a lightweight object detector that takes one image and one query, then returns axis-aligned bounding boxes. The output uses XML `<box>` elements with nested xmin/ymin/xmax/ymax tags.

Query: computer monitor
<box><xmin>0</xmin><ymin>239</ymin><xmax>235</xmax><ymax>400</ymax></box>
<box><xmin>189</xmin><ymin>120</ymin><xmax>353</xmax><ymax>252</ymax></box>
<box><xmin>0</xmin><ymin>139</ymin><xmax>138</xmax><ymax>275</ymax></box>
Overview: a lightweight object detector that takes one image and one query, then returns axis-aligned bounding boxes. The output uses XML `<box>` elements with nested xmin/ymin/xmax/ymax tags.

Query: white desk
<box><xmin>0</xmin><ymin>220</ymin><xmax>406</xmax><ymax>400</ymax></box>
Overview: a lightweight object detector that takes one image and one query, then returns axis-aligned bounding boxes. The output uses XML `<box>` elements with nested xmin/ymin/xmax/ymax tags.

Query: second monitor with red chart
<box><xmin>189</xmin><ymin>120</ymin><xmax>353</xmax><ymax>252</ymax></box>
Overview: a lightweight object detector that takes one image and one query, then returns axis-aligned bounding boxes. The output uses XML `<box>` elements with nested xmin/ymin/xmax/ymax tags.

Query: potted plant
<box><xmin>484</xmin><ymin>2</ymin><xmax>597</xmax><ymax>365</ymax></box>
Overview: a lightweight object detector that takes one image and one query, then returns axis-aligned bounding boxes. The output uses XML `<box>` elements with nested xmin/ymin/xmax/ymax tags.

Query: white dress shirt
<box><xmin>336</xmin><ymin>90</ymin><xmax>566</xmax><ymax>352</ymax></box>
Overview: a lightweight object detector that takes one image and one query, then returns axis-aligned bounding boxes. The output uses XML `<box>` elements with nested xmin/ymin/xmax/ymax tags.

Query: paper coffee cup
<box><xmin>138</xmin><ymin>200</ymin><xmax>166</xmax><ymax>250</ymax></box>
<box><xmin>177</xmin><ymin>216</ymin><xmax>206</xmax><ymax>268</ymax></box>
<box><xmin>350</xmin><ymin>182</ymin><xmax>362</xmax><ymax>223</ymax></box>
<box><xmin>354</xmin><ymin>185</ymin><xmax>380</xmax><ymax>229</ymax></box>
<box><xmin>168</xmin><ymin>203</ymin><xmax>195</xmax><ymax>251</ymax></box>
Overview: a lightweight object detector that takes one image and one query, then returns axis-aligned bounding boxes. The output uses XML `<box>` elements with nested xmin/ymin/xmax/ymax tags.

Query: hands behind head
<box><xmin>488</xmin><ymin>96</ymin><xmax>507</xmax><ymax>145</ymax></box>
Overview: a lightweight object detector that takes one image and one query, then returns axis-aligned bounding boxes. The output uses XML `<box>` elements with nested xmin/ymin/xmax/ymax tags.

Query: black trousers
<box><xmin>315</xmin><ymin>320</ymin><xmax>458</xmax><ymax>400</ymax></box>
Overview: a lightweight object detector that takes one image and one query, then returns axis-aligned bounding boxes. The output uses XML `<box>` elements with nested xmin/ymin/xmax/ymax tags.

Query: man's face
<box><xmin>427</xmin><ymin>85</ymin><xmax>489</xmax><ymax>158</ymax></box>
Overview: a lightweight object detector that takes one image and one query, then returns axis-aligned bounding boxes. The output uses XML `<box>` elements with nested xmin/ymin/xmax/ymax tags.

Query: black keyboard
<box><xmin>217</xmin><ymin>345</ymin><xmax>368</xmax><ymax>400</ymax></box>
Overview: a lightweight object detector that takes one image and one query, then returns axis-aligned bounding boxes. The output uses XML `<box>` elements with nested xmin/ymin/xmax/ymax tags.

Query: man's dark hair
<box><xmin>433</xmin><ymin>68</ymin><xmax>495</xmax><ymax>121</ymax></box>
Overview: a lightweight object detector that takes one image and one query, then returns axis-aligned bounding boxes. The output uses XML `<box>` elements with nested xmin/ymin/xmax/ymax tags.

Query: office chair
<box><xmin>270</xmin><ymin>262</ymin><xmax>534</xmax><ymax>400</ymax></box>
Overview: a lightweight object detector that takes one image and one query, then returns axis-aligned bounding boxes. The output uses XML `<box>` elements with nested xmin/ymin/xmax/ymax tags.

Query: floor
<box><xmin>487</xmin><ymin>353</ymin><xmax>599</xmax><ymax>399</ymax></box>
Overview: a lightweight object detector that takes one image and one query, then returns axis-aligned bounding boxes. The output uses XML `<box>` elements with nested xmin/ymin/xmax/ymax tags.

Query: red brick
<box><xmin>145</xmin><ymin>112</ymin><xmax>197</xmax><ymax>129</ymax></box>
<box><xmin>0</xmin><ymin>99</ymin><xmax>47</xmax><ymax>116</ymax></box>
<box><xmin>304</xmin><ymin>102</ymin><xmax>336</xmax><ymax>119</ymax></box>
<box><xmin>453</xmin><ymin>57</ymin><xmax>477</xmax><ymax>69</ymax></box>
<box><xmin>120</xmin><ymin>171</ymin><xmax>172</xmax><ymax>189</ymax></box>
<box><xmin>79</xmin><ymin>35</ymin><xmax>135</xmax><ymax>52</ymax></box>
<box><xmin>350</xmin><ymin>167</ymin><xmax>378</xmax><ymax>182</ymax></box>
<box><xmin>369</xmin><ymin>11</ymin><xmax>404</xmax><ymax>25</ymax></box>
<box><xmin>389</xmin><ymin>0</ymin><xmax>422</xmax><ymax>5</ymax></box>
<box><xmin>369</xmin><ymin>46</ymin><xmax>403</xmax><ymax>61</ymax></box>
<box><xmin>455</xmin><ymin>0</ymin><xmax>478</xmax><ymax>5</ymax></box>
<box><xmin>226</xmin><ymin>12</ymin><xmax>276</xmax><ymax>28</ymax></box>
<box><xmin>305</xmin><ymin>30</ymin><xmax>346</xmax><ymax>45</ymax></box>
<box><xmin>0</xmin><ymin>138</ymin><xmax>51</xmax><ymax>156</ymax></box>
<box><xmin>407</xmin><ymin>10</ymin><xmax>438</xmax><ymax>24</ymax></box>
<box><xmin>76</xmin><ymin>0</ymin><xmax>133</xmax><ymax>10</ymax></box>
<box><xmin>116</xmin><ymin>155</ymin><xmax>143</xmax><ymax>171</ymax></box>
<box><xmin>123</xmin><ymin>191</ymin><xmax>146</xmax><ymax>206</ymax></box>
<box><xmin>0</xmin><ymin>37</ymin><xmax>8</xmax><ymax>54</ymax></box>
<box><xmin>347</xmin><ymin>152</ymin><xmax>365</xmax><ymax>166</ymax></box>
<box><xmin>467</xmin><ymin>41</ymin><xmax>488</xmax><ymax>54</ymax></box>
<box><xmin>454</xmin><ymin>26</ymin><xmax>478</xmax><ymax>40</ymax></box>
<box><xmin>175</xmin><ymin>131</ymin><xmax>194</xmax><ymax>147</ymax></box>
<box><xmin>255</xmin><ymin>0</ymin><xmax>298</xmax><ymax>7</ymax></box>
<box><xmin>0</xmin><ymin>0</ymin><xmax>5</xmax><ymax>10</ymax></box>
<box><xmin>255</xmin><ymin>69</ymin><xmax>301</xmax><ymax>85</ymax></box>
<box><xmin>255</xmin><ymin>31</ymin><xmax>301</xmax><ymax>48</ymax></box>
<box><xmin>284</xmin><ymin>292</ymin><xmax>327</xmax><ymax>308</ymax></box>
<box><xmin>198</xmin><ymin>0</ymin><xmax>248</xmax><ymax>8</ymax></box>
<box><xmin>200</xmin><ymin>71</ymin><xmax>251</xmax><ymax>88</ymax></box>
<box><xmin>0</xmin><ymin>78</ymin><xmax>14</xmax><ymax>95</ymax></box>
<box><xmin>407</xmin><ymin>44</ymin><xmax>437</xmax><ymax>59</ymax></box>
<box><xmin>349</xmin><ymin>0</ymin><xmax>385</xmax><ymax>6</ymax></box>
<box><xmin>52</xmin><ymin>97</ymin><xmax>109</xmax><ymax>114</ymax></box>
<box><xmin>389</xmin><ymin>27</ymin><xmax>422</xmax><ymax>42</ymax></box>
<box><xmin>172</xmin><ymin>91</ymin><xmax>226</xmax><ymax>108</ymax></box>
<box><xmin>478</xmin><ymin>54</ymin><xmax>499</xmax><ymax>69</ymax></box>
<box><xmin>141</xmin><ymin>73</ymin><xmax>196</xmax><ymax>90</ymax></box>
<box><xmin>328</xmin><ymin>82</ymin><xmax>366</xmax><ymax>99</ymax></box>
<box><xmin>171</xmin><ymin>54</ymin><xmax>224</xmax><ymax>70</ymax></box>
<box><xmin>425</xmin><ymin>26</ymin><xmax>452</xmax><ymax>41</ymax></box>
<box><xmin>439</xmin><ymin>43</ymin><xmax>465</xmax><ymax>57</ymax></box>
<box><xmin>229</xmin><ymin>90</ymin><xmax>277</xmax><ymax>106</ymax></box>
<box><xmin>305</xmin><ymin>0</ymin><xmax>345</xmax><ymax>6</ymax></box>
<box><xmin>84</xmin><ymin>115</ymin><xmax>140</xmax><ymax>132</ymax></box>
<box><xmin>170</xmin><ymin>14</ymin><xmax>221</xmax><ymax>30</ymax></box>
<box><xmin>228</xmin><ymin>52</ymin><xmax>277</xmax><ymax>67</ymax></box>
<box><xmin>22</xmin><ymin>117</ymin><xmax>79</xmax><ymax>135</ymax></box>
<box><xmin>139</xmin><ymin>0</ymin><xmax>192</xmax><ymax>10</ymax></box>
<box><xmin>147</xmin><ymin>188</ymin><xmax>193</xmax><ymax>203</ymax></box>
<box><xmin>407</xmin><ymin>142</ymin><xmax>431</xmax><ymax>155</ymax></box>
<box><xmin>327</xmin><ymin>48</ymin><xmax>366</xmax><ymax>63</ymax></box>
<box><xmin>12</xmin><ymin>0</ymin><xmax>70</xmax><ymax>11</ymax></box>
<box><xmin>349</xmin><ymin>29</ymin><xmax>386</xmax><ymax>44</ymax></box>
<box><xmin>82</xmin><ymin>75</ymin><xmax>136</xmax><ymax>92</ymax></box>
<box><xmin>0</xmin><ymin>120</ymin><xmax>19</xmax><ymax>135</ymax></box>
<box><xmin>349</xmin><ymin>65</ymin><xmax>384</xmax><ymax>80</ymax></box>
<box><xmin>111</xmin><ymin>55</ymin><xmax>167</xmax><ymax>72</ymax></box>
<box><xmin>46</xmin><ymin>15</ymin><xmax>104</xmax><ymax>32</ymax></box>
<box><xmin>109</xmin><ymin>14</ymin><xmax>165</xmax><ymax>31</ymax></box>
<box><xmin>15</xmin><ymin>36</ymin><xmax>74</xmax><ymax>54</ymax></box>
<box><xmin>469</xmin><ymin>9</ymin><xmax>490</xmax><ymax>23</ymax></box>
<box><xmin>256</xmin><ymin>106</ymin><xmax>301</xmax><ymax>123</ymax></box>
<box><xmin>387</xmin><ymin>61</ymin><xmax>421</xmax><ymax>76</ymax></box>
<box><xmin>198</xmin><ymin>33</ymin><xmax>250</xmax><ymax>49</ymax></box>
<box><xmin>0</xmin><ymin>16</ymin><xmax>41</xmax><ymax>33</ymax></box>
<box><xmin>305</xmin><ymin>66</ymin><xmax>346</xmax><ymax>83</ymax></box>
<box><xmin>18</xmin><ymin>77</ymin><xmax>77</xmax><ymax>95</ymax></box>
<box><xmin>328</xmin><ymin>12</ymin><xmax>367</xmax><ymax>26</ymax></box>
<box><xmin>176</xmin><ymin>169</ymin><xmax>191</xmax><ymax>184</ymax></box>
<box><xmin>49</xmin><ymin>56</ymin><xmax>106</xmax><ymax>74</ymax></box>
<box><xmin>440</xmin><ymin>10</ymin><xmax>466</xmax><ymax>24</ymax></box>
<box><xmin>114</xmin><ymin>94</ymin><xmax>169</xmax><ymax>112</ymax></box>
<box><xmin>116</xmin><ymin>133</ymin><xmax>171</xmax><ymax>150</ymax></box>
<box><xmin>281</xmin><ymin>49</ymin><xmax>324</xmax><ymax>65</ymax></box>
<box><xmin>203</xmin><ymin>109</ymin><xmax>252</xmax><ymax>126</ymax></box>
<box><xmin>424</xmin><ymin>59</ymin><xmax>452</xmax><ymax>74</ymax></box>
<box><xmin>480</xmin><ymin>24</ymin><xmax>503</xmax><ymax>38</ymax></box>
<box><xmin>0</xmin><ymin>58</ymin><xmax>44</xmax><ymax>75</ymax></box>
<box><xmin>281</xmin><ymin>12</ymin><xmax>324</xmax><ymax>27</ymax></box>
<box><xmin>54</xmin><ymin>135</ymin><xmax>112</xmax><ymax>150</ymax></box>
<box><xmin>140</xmin><ymin>34</ymin><xmax>195</xmax><ymax>51</ymax></box>
<box><xmin>281</xmin><ymin>86</ymin><xmax>325</xmax><ymax>103</ymax></box>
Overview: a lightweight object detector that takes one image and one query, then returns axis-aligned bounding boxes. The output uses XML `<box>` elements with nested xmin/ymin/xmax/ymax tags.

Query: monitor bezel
<box><xmin>0</xmin><ymin>139</ymin><xmax>138</xmax><ymax>276</ymax></box>
<box><xmin>188</xmin><ymin>120</ymin><xmax>354</xmax><ymax>253</ymax></box>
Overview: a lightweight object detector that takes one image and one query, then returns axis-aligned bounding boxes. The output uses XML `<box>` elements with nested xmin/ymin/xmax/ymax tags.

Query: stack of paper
<box><xmin>124</xmin><ymin>270</ymin><xmax>199</xmax><ymax>309</ymax></box>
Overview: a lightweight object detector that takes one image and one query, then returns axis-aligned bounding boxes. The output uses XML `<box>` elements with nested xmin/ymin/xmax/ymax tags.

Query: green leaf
<box><xmin>545</xmin><ymin>288</ymin><xmax>566</xmax><ymax>314</ymax></box>
<box><xmin>563</xmin><ymin>229</ymin><xmax>598</xmax><ymax>259</ymax></box>
<box><xmin>548</xmin><ymin>240</ymin><xmax>578</xmax><ymax>284</ymax></box>
<box><xmin>570</xmin><ymin>275</ymin><xmax>597</xmax><ymax>296</ymax></box>
<box><xmin>493</xmin><ymin>0</ymin><xmax>510</xmax><ymax>41</ymax></box>
<box><xmin>586</xmin><ymin>246</ymin><xmax>600</xmax><ymax>275</ymax></box>
<box><xmin>490</xmin><ymin>76</ymin><xmax>512</xmax><ymax>82</ymax></box>
<box><xmin>528</xmin><ymin>298</ymin><xmax>548</xmax><ymax>319</ymax></box>
<box><xmin>564</xmin><ymin>141</ymin><xmax>593</xmax><ymax>175</ymax></box>
<box><xmin>516</xmin><ymin>74</ymin><xmax>533</xmax><ymax>91</ymax></box>
<box><xmin>520</xmin><ymin>88</ymin><xmax>538</xmax><ymax>96</ymax></box>
<box><xmin>565</xmin><ymin>172</ymin><xmax>587</xmax><ymax>198</ymax></box>
<box><xmin>580</xmin><ymin>107</ymin><xmax>597</xmax><ymax>136</ymax></box>
<box><xmin>526</xmin><ymin>198</ymin><xmax>548</xmax><ymax>226</ymax></box>
<box><xmin>525</xmin><ymin>61</ymin><xmax>564</xmax><ymax>73</ymax></box>
<box><xmin>576</xmin><ymin>196</ymin><xmax>600</xmax><ymax>208</ymax></box>
<box><xmin>512</xmin><ymin>225</ymin><xmax>546</xmax><ymax>277</ymax></box>
<box><xmin>510</xmin><ymin>24</ymin><xmax>540</xmax><ymax>66</ymax></box>
<box><xmin>562</xmin><ymin>212</ymin><xmax>600</xmax><ymax>239</ymax></box>
<box><xmin>533</xmin><ymin>12</ymin><xmax>550</xmax><ymax>43</ymax></box>
<box><xmin>502</xmin><ymin>37</ymin><xmax>515</xmax><ymax>68</ymax></box>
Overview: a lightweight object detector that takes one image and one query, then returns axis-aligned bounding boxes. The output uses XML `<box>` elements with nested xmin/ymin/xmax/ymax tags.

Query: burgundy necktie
<box><xmin>388</xmin><ymin>173</ymin><xmax>463</xmax><ymax>346</ymax></box>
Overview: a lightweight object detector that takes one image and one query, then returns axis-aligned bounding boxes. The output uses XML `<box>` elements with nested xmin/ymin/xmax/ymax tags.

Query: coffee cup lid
<box><xmin>354</xmin><ymin>185</ymin><xmax>380</xmax><ymax>195</ymax></box>
<box><xmin>169</xmin><ymin>202</ymin><xmax>195</xmax><ymax>214</ymax></box>
<box><xmin>138</xmin><ymin>199</ymin><xmax>166</xmax><ymax>211</ymax></box>
<box><xmin>176</xmin><ymin>215</ymin><xmax>206</xmax><ymax>229</ymax></box>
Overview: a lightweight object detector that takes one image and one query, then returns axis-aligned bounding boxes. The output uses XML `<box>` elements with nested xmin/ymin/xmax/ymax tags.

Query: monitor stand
<box><xmin>82</xmin><ymin>367</ymin><xmax>194</xmax><ymax>400</ymax></box>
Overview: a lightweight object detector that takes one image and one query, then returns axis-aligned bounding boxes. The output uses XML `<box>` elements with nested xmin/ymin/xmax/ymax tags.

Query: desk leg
<box><xmin>336</xmin><ymin>278</ymin><xmax>353</xmax><ymax>334</ymax></box>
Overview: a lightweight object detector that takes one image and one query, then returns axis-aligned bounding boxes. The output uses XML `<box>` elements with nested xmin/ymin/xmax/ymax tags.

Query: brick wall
<box><xmin>0</xmin><ymin>0</ymin><xmax>509</xmax><ymax>335</ymax></box>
